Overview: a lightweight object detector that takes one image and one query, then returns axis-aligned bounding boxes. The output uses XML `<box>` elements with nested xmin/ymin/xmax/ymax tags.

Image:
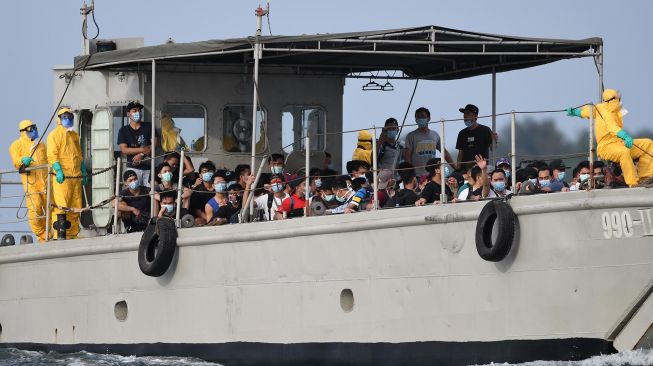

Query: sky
<box><xmin>0</xmin><ymin>0</ymin><xmax>652</xmax><ymax>236</ymax></box>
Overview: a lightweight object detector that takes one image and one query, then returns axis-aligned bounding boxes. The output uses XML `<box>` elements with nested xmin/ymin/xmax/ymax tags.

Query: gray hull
<box><xmin>1</xmin><ymin>188</ymin><xmax>652</xmax><ymax>365</ymax></box>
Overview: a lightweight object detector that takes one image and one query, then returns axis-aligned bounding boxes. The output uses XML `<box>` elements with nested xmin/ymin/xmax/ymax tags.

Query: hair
<box><xmin>397</xmin><ymin>162</ymin><xmax>416</xmax><ymax>184</ymax></box>
<box><xmin>325</xmin><ymin>151</ymin><xmax>331</xmax><ymax>158</ymax></box>
<box><xmin>123</xmin><ymin>169</ymin><xmax>137</xmax><ymax>182</ymax></box>
<box><xmin>309</xmin><ymin>167</ymin><xmax>322</xmax><ymax>177</ymax></box>
<box><xmin>538</xmin><ymin>165</ymin><xmax>552</xmax><ymax>177</ymax></box>
<box><xmin>268</xmin><ymin>153</ymin><xmax>284</xmax><ymax>164</ymax></box>
<box><xmin>350</xmin><ymin>160</ymin><xmax>371</xmax><ymax>173</ymax></box>
<box><xmin>198</xmin><ymin>161</ymin><xmax>216</xmax><ymax>173</ymax></box>
<box><xmin>384</xmin><ymin>117</ymin><xmax>398</xmax><ymax>126</ymax></box>
<box><xmin>229</xmin><ymin>183</ymin><xmax>243</xmax><ymax>192</ymax></box>
<box><xmin>415</xmin><ymin>107</ymin><xmax>430</xmax><ymax>118</ymax></box>
<box><xmin>332</xmin><ymin>177</ymin><xmax>349</xmax><ymax>190</ymax></box>
<box><xmin>425</xmin><ymin>158</ymin><xmax>441</xmax><ymax>177</ymax></box>
<box><xmin>160</xmin><ymin>190</ymin><xmax>177</xmax><ymax>202</ymax></box>
<box><xmin>576</xmin><ymin>160</ymin><xmax>590</xmax><ymax>170</ymax></box>
<box><xmin>594</xmin><ymin>160</ymin><xmax>606</xmax><ymax>169</ymax></box>
<box><xmin>154</xmin><ymin>162</ymin><xmax>172</xmax><ymax>185</ymax></box>
<box><xmin>351</xmin><ymin>177</ymin><xmax>366</xmax><ymax>192</ymax></box>
<box><xmin>491</xmin><ymin>169</ymin><xmax>506</xmax><ymax>179</ymax></box>
<box><xmin>164</xmin><ymin>152</ymin><xmax>181</xmax><ymax>162</ymax></box>
<box><xmin>320</xmin><ymin>178</ymin><xmax>334</xmax><ymax>191</ymax></box>
<box><xmin>345</xmin><ymin>160</ymin><xmax>355</xmax><ymax>174</ymax></box>
<box><xmin>234</xmin><ymin>164</ymin><xmax>251</xmax><ymax>178</ymax></box>
<box><xmin>470</xmin><ymin>166</ymin><xmax>483</xmax><ymax>181</ymax></box>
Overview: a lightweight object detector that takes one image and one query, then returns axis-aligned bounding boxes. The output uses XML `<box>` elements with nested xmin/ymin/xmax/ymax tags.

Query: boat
<box><xmin>1</xmin><ymin>3</ymin><xmax>652</xmax><ymax>365</ymax></box>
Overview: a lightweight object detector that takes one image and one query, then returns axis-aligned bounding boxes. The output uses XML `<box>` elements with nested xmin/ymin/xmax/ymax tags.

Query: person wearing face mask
<box><xmin>487</xmin><ymin>170</ymin><xmax>513</xmax><ymax>198</ymax></box>
<box><xmin>205</xmin><ymin>174</ymin><xmax>232</xmax><ymax>225</ymax></box>
<box><xmin>494</xmin><ymin>158</ymin><xmax>512</xmax><ymax>189</ymax></box>
<box><xmin>189</xmin><ymin>161</ymin><xmax>217</xmax><ymax>225</ymax></box>
<box><xmin>9</xmin><ymin>120</ymin><xmax>49</xmax><ymax>241</ymax></box>
<box><xmin>534</xmin><ymin>166</ymin><xmax>564</xmax><ymax>194</ymax></box>
<box><xmin>384</xmin><ymin>162</ymin><xmax>419</xmax><ymax>208</ymax></box>
<box><xmin>567</xmin><ymin>89</ymin><xmax>653</xmax><ymax>187</ymax></box>
<box><xmin>276</xmin><ymin>178</ymin><xmax>307</xmax><ymax>219</ymax></box>
<box><xmin>569</xmin><ymin>161</ymin><xmax>592</xmax><ymax>191</ymax></box>
<box><xmin>117</xmin><ymin>101</ymin><xmax>154</xmax><ymax>187</ymax></box>
<box><xmin>377</xmin><ymin>118</ymin><xmax>400</xmax><ymax>170</ymax></box>
<box><xmin>47</xmin><ymin>108</ymin><xmax>85</xmax><ymax>239</ymax></box>
<box><xmin>268</xmin><ymin>153</ymin><xmax>298</xmax><ymax>185</ymax></box>
<box><xmin>404</xmin><ymin>107</ymin><xmax>455</xmax><ymax>176</ymax></box>
<box><xmin>455</xmin><ymin>104</ymin><xmax>495</xmax><ymax>171</ymax></box>
<box><xmin>415</xmin><ymin>158</ymin><xmax>456</xmax><ymax>205</ymax></box>
<box><xmin>318</xmin><ymin>179</ymin><xmax>340</xmax><ymax>210</ymax></box>
<box><xmin>113</xmin><ymin>170</ymin><xmax>151</xmax><ymax>233</ymax></box>
<box><xmin>549</xmin><ymin>159</ymin><xmax>569</xmax><ymax>188</ymax></box>
<box><xmin>328</xmin><ymin>177</ymin><xmax>356</xmax><ymax>214</ymax></box>
<box><xmin>246</xmin><ymin>175</ymin><xmax>289</xmax><ymax>221</ymax></box>
<box><xmin>154</xmin><ymin>162</ymin><xmax>191</xmax><ymax>217</ymax></box>
<box><xmin>158</xmin><ymin>191</ymin><xmax>178</xmax><ymax>219</ymax></box>
<box><xmin>352</xmin><ymin>130</ymin><xmax>374</xmax><ymax>166</ymax></box>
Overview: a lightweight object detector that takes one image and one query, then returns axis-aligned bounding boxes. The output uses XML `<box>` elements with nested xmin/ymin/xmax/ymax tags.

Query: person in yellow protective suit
<box><xmin>8</xmin><ymin>120</ymin><xmax>49</xmax><ymax>242</ymax></box>
<box><xmin>46</xmin><ymin>108</ymin><xmax>86</xmax><ymax>239</ymax></box>
<box><xmin>352</xmin><ymin>130</ymin><xmax>373</xmax><ymax>165</ymax></box>
<box><xmin>160</xmin><ymin>115</ymin><xmax>188</xmax><ymax>152</ymax></box>
<box><xmin>567</xmin><ymin>89</ymin><xmax>653</xmax><ymax>187</ymax></box>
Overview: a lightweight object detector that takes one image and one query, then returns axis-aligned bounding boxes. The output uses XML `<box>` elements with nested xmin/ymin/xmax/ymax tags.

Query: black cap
<box><xmin>549</xmin><ymin>159</ymin><xmax>566</xmax><ymax>171</ymax></box>
<box><xmin>289</xmin><ymin>178</ymin><xmax>305</xmax><ymax>189</ymax></box>
<box><xmin>123</xmin><ymin>169</ymin><xmax>138</xmax><ymax>181</ymax></box>
<box><xmin>458</xmin><ymin>104</ymin><xmax>479</xmax><ymax>114</ymax></box>
<box><xmin>126</xmin><ymin>101</ymin><xmax>144</xmax><ymax>111</ymax></box>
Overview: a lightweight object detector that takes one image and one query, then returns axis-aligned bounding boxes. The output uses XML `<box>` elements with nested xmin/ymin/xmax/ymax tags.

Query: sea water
<box><xmin>2</xmin><ymin>348</ymin><xmax>653</xmax><ymax>366</ymax></box>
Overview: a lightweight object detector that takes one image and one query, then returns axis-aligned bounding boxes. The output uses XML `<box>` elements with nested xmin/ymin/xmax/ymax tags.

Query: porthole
<box><xmin>340</xmin><ymin>289</ymin><xmax>354</xmax><ymax>313</ymax></box>
<box><xmin>114</xmin><ymin>300</ymin><xmax>128</xmax><ymax>321</ymax></box>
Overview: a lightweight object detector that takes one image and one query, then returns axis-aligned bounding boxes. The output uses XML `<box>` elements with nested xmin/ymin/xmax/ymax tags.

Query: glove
<box><xmin>81</xmin><ymin>162</ymin><xmax>88</xmax><ymax>186</ymax></box>
<box><xmin>52</xmin><ymin>161</ymin><xmax>65</xmax><ymax>184</ymax></box>
<box><xmin>617</xmin><ymin>129</ymin><xmax>634</xmax><ymax>149</ymax></box>
<box><xmin>566</xmin><ymin>107</ymin><xmax>582</xmax><ymax>117</ymax></box>
<box><xmin>21</xmin><ymin>156</ymin><xmax>33</xmax><ymax>167</ymax></box>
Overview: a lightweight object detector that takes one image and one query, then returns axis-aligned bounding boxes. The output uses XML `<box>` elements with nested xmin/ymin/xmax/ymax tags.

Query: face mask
<box><xmin>492</xmin><ymin>181</ymin><xmax>506</xmax><ymax>192</ymax></box>
<box><xmin>386</xmin><ymin>130</ymin><xmax>398</xmax><ymax>140</ymax></box>
<box><xmin>323</xmin><ymin>194</ymin><xmax>335</xmax><ymax>201</ymax></box>
<box><xmin>620</xmin><ymin>108</ymin><xmax>628</xmax><ymax>118</ymax></box>
<box><xmin>503</xmin><ymin>169</ymin><xmax>511</xmax><ymax>179</ymax></box>
<box><xmin>442</xmin><ymin>165</ymin><xmax>451</xmax><ymax>178</ymax></box>
<box><xmin>464</xmin><ymin>119</ymin><xmax>474</xmax><ymax>128</ymax></box>
<box><xmin>557</xmin><ymin>172</ymin><xmax>566</xmax><ymax>181</ymax></box>
<box><xmin>327</xmin><ymin>163</ymin><xmax>334</xmax><ymax>170</ymax></box>
<box><xmin>201</xmin><ymin>172</ymin><xmax>214</xmax><ymax>182</ymax></box>
<box><xmin>214</xmin><ymin>182</ymin><xmax>227</xmax><ymax>192</ymax></box>
<box><xmin>335</xmin><ymin>193</ymin><xmax>347</xmax><ymax>203</ymax></box>
<box><xmin>271</xmin><ymin>183</ymin><xmax>284</xmax><ymax>193</ymax></box>
<box><xmin>580</xmin><ymin>173</ymin><xmax>590</xmax><ymax>182</ymax></box>
<box><xmin>27</xmin><ymin>129</ymin><xmax>39</xmax><ymax>141</ymax></box>
<box><xmin>162</xmin><ymin>204</ymin><xmax>175</xmax><ymax>214</ymax></box>
<box><xmin>528</xmin><ymin>178</ymin><xmax>537</xmax><ymax>184</ymax></box>
<box><xmin>161</xmin><ymin>172</ymin><xmax>173</xmax><ymax>182</ymax></box>
<box><xmin>131</xmin><ymin>112</ymin><xmax>141</xmax><ymax>122</ymax></box>
<box><xmin>315</xmin><ymin>179</ymin><xmax>322</xmax><ymax>188</ymax></box>
<box><xmin>416</xmin><ymin>118</ymin><xmax>428</xmax><ymax>128</ymax></box>
<box><xmin>271</xmin><ymin>166</ymin><xmax>283</xmax><ymax>175</ymax></box>
<box><xmin>539</xmin><ymin>179</ymin><xmax>551</xmax><ymax>187</ymax></box>
<box><xmin>61</xmin><ymin>117</ymin><xmax>74</xmax><ymax>128</ymax></box>
<box><xmin>128</xmin><ymin>181</ymin><xmax>139</xmax><ymax>190</ymax></box>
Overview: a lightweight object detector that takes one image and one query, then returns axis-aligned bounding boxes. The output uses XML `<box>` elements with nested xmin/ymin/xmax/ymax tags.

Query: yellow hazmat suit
<box><xmin>8</xmin><ymin>120</ymin><xmax>49</xmax><ymax>242</ymax></box>
<box><xmin>352</xmin><ymin>130</ymin><xmax>373</xmax><ymax>165</ymax></box>
<box><xmin>46</xmin><ymin>108</ymin><xmax>83</xmax><ymax>239</ymax></box>
<box><xmin>161</xmin><ymin>116</ymin><xmax>188</xmax><ymax>152</ymax></box>
<box><xmin>577</xmin><ymin>89</ymin><xmax>653</xmax><ymax>186</ymax></box>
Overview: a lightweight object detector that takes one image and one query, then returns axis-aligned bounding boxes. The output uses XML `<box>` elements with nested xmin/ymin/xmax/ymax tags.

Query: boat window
<box><xmin>281</xmin><ymin>106</ymin><xmax>326</xmax><ymax>154</ymax></box>
<box><xmin>162</xmin><ymin>104</ymin><xmax>207</xmax><ymax>152</ymax></box>
<box><xmin>110</xmin><ymin>106</ymin><xmax>128</xmax><ymax>154</ymax></box>
<box><xmin>222</xmin><ymin>105</ymin><xmax>266</xmax><ymax>154</ymax></box>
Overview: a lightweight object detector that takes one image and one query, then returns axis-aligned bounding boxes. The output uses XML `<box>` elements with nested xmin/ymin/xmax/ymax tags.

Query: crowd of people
<box><xmin>9</xmin><ymin>88</ymin><xmax>653</xmax><ymax>239</ymax></box>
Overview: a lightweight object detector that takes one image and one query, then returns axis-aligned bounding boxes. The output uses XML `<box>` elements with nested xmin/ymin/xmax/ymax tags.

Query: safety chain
<box><xmin>49</xmin><ymin>164</ymin><xmax>116</xmax><ymax>179</ymax></box>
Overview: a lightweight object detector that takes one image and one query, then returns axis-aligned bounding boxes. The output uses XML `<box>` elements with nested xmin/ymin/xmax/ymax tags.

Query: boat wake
<box><xmin>474</xmin><ymin>348</ymin><xmax>653</xmax><ymax>366</ymax></box>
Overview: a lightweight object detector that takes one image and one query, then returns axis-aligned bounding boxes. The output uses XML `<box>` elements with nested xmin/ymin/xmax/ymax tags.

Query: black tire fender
<box><xmin>475</xmin><ymin>200</ymin><xmax>517</xmax><ymax>262</ymax></box>
<box><xmin>138</xmin><ymin>218</ymin><xmax>178</xmax><ymax>277</ymax></box>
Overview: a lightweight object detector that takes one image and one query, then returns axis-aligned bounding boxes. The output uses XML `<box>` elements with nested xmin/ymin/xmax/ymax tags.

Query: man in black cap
<box><xmin>455</xmin><ymin>104</ymin><xmax>494</xmax><ymax>171</ymax></box>
<box><xmin>113</xmin><ymin>169</ymin><xmax>151</xmax><ymax>232</ymax></box>
<box><xmin>117</xmin><ymin>101</ymin><xmax>154</xmax><ymax>187</ymax></box>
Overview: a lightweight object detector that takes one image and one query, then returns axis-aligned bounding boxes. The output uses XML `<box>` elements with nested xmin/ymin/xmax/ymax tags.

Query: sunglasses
<box><xmin>20</xmin><ymin>125</ymin><xmax>37</xmax><ymax>133</ymax></box>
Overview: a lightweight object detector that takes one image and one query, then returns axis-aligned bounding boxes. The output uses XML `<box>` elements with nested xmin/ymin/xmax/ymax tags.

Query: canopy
<box><xmin>75</xmin><ymin>25</ymin><xmax>602</xmax><ymax>80</ymax></box>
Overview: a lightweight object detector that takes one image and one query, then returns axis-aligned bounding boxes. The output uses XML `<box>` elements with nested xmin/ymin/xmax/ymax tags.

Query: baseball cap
<box><xmin>458</xmin><ymin>104</ymin><xmax>479</xmax><ymax>114</ymax></box>
<box><xmin>126</xmin><ymin>101</ymin><xmax>144</xmax><ymax>111</ymax></box>
<box><xmin>495</xmin><ymin>157</ymin><xmax>511</xmax><ymax>168</ymax></box>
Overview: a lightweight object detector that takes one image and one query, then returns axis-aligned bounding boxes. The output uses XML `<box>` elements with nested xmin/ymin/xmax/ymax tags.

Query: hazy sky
<box><xmin>0</xmin><ymin>0</ymin><xmax>651</xmax><ymax>234</ymax></box>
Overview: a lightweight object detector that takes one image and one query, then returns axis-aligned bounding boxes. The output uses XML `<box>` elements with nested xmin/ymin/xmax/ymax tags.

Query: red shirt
<box><xmin>278</xmin><ymin>194</ymin><xmax>306</xmax><ymax>217</ymax></box>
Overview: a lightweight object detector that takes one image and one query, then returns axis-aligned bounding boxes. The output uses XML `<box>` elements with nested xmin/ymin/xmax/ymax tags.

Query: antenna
<box><xmin>80</xmin><ymin>0</ymin><xmax>98</xmax><ymax>55</ymax></box>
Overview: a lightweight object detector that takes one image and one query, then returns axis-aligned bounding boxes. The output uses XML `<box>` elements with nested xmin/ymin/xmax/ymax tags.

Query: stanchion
<box><xmin>45</xmin><ymin>166</ymin><xmax>52</xmax><ymax>242</ymax></box>
<box><xmin>113</xmin><ymin>157</ymin><xmax>122</xmax><ymax>234</ymax></box>
<box><xmin>439</xmin><ymin>118</ymin><xmax>446</xmax><ymax>204</ymax></box>
<box><xmin>510</xmin><ymin>112</ymin><xmax>517</xmax><ymax>190</ymax></box>
<box><xmin>372</xmin><ymin>126</ymin><xmax>379</xmax><ymax>210</ymax></box>
<box><xmin>175</xmin><ymin>149</ymin><xmax>185</xmax><ymax>227</ymax></box>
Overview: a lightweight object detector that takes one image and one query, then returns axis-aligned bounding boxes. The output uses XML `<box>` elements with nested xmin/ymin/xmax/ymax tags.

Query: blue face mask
<box><xmin>528</xmin><ymin>178</ymin><xmax>537</xmax><ymax>184</ymax></box>
<box><xmin>202</xmin><ymin>172</ymin><xmax>214</xmax><ymax>182</ymax></box>
<box><xmin>315</xmin><ymin>179</ymin><xmax>322</xmax><ymax>188</ymax></box>
<box><xmin>416</xmin><ymin>118</ymin><xmax>428</xmax><ymax>128</ymax></box>
<box><xmin>214</xmin><ymin>182</ymin><xmax>227</xmax><ymax>192</ymax></box>
<box><xmin>61</xmin><ymin>117</ymin><xmax>74</xmax><ymax>128</ymax></box>
<box><xmin>131</xmin><ymin>112</ymin><xmax>141</xmax><ymax>122</ymax></box>
<box><xmin>579</xmin><ymin>173</ymin><xmax>590</xmax><ymax>182</ymax></box>
<box><xmin>503</xmin><ymin>169</ymin><xmax>511</xmax><ymax>179</ymax></box>
<box><xmin>271</xmin><ymin>183</ymin><xmax>284</xmax><ymax>193</ymax></box>
<box><xmin>539</xmin><ymin>179</ymin><xmax>551</xmax><ymax>187</ymax></box>
<box><xmin>162</xmin><ymin>204</ymin><xmax>175</xmax><ymax>214</ymax></box>
<box><xmin>27</xmin><ymin>129</ymin><xmax>39</xmax><ymax>141</ymax></box>
<box><xmin>271</xmin><ymin>166</ymin><xmax>283</xmax><ymax>175</ymax></box>
<box><xmin>128</xmin><ymin>181</ymin><xmax>139</xmax><ymax>190</ymax></box>
<box><xmin>442</xmin><ymin>165</ymin><xmax>451</xmax><ymax>178</ymax></box>
<box><xmin>557</xmin><ymin>172</ymin><xmax>566</xmax><ymax>181</ymax></box>
<box><xmin>386</xmin><ymin>130</ymin><xmax>398</xmax><ymax>140</ymax></box>
<box><xmin>161</xmin><ymin>172</ymin><xmax>173</xmax><ymax>182</ymax></box>
<box><xmin>464</xmin><ymin>119</ymin><xmax>474</xmax><ymax>128</ymax></box>
<box><xmin>323</xmin><ymin>194</ymin><xmax>335</xmax><ymax>201</ymax></box>
<box><xmin>492</xmin><ymin>181</ymin><xmax>506</xmax><ymax>192</ymax></box>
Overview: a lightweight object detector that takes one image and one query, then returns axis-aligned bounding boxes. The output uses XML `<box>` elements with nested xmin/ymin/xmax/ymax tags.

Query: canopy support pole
<box><xmin>249</xmin><ymin>6</ymin><xmax>266</xmax><ymax>222</ymax></box>
<box><xmin>150</xmin><ymin>59</ymin><xmax>157</xmax><ymax>218</ymax></box>
<box><xmin>491</xmin><ymin>68</ymin><xmax>497</xmax><ymax>165</ymax></box>
<box><xmin>440</xmin><ymin>118</ymin><xmax>446</xmax><ymax>204</ymax></box>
